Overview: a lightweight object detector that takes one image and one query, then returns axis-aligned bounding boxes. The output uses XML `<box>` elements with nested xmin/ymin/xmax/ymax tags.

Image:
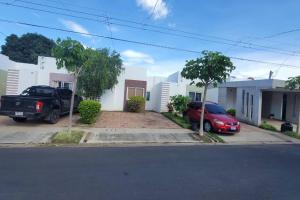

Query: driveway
<box><xmin>0</xmin><ymin>115</ymin><xmax>79</xmax><ymax>128</ymax></box>
<box><xmin>219</xmin><ymin>122</ymin><xmax>300</xmax><ymax>144</ymax></box>
<box><xmin>93</xmin><ymin>111</ymin><xmax>182</xmax><ymax>129</ymax></box>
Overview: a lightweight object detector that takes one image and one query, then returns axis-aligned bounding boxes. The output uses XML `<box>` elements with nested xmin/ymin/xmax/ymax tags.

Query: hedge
<box><xmin>127</xmin><ymin>96</ymin><xmax>145</xmax><ymax>112</ymax></box>
<box><xmin>78</xmin><ymin>100</ymin><xmax>101</xmax><ymax>124</ymax></box>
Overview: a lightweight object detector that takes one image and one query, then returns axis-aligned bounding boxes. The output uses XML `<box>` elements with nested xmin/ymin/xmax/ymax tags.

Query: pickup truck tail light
<box><xmin>36</xmin><ymin>101</ymin><xmax>44</xmax><ymax>113</ymax></box>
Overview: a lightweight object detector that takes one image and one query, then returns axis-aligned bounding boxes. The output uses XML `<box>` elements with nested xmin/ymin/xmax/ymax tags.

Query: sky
<box><xmin>0</xmin><ymin>0</ymin><xmax>300</xmax><ymax>80</ymax></box>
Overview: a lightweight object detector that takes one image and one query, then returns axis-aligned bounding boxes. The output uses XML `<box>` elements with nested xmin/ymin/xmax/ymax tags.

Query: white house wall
<box><xmin>270</xmin><ymin>92</ymin><xmax>283</xmax><ymax>120</ymax></box>
<box><xmin>100</xmin><ymin>66</ymin><xmax>147</xmax><ymax>111</ymax></box>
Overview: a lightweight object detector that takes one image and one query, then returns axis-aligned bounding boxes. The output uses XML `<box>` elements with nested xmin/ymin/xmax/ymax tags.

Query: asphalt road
<box><xmin>1</xmin><ymin>145</ymin><xmax>300</xmax><ymax>200</ymax></box>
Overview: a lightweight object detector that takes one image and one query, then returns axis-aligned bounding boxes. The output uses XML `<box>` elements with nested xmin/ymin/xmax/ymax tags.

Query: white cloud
<box><xmin>136</xmin><ymin>0</ymin><xmax>169</xmax><ymax>20</ymax></box>
<box><xmin>167</xmin><ymin>23</ymin><xmax>176</xmax><ymax>28</ymax></box>
<box><xmin>121</xmin><ymin>50</ymin><xmax>155</xmax><ymax>65</ymax></box>
<box><xmin>59</xmin><ymin>19</ymin><xmax>91</xmax><ymax>37</ymax></box>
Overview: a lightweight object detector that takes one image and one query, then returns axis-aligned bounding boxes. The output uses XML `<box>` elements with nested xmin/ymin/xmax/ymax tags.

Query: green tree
<box><xmin>77</xmin><ymin>48</ymin><xmax>123</xmax><ymax>99</ymax></box>
<box><xmin>170</xmin><ymin>95</ymin><xmax>190</xmax><ymax>115</ymax></box>
<box><xmin>181</xmin><ymin>51</ymin><xmax>235</xmax><ymax>136</ymax></box>
<box><xmin>1</xmin><ymin>33</ymin><xmax>55</xmax><ymax>64</ymax></box>
<box><xmin>52</xmin><ymin>38</ymin><xmax>88</xmax><ymax>133</ymax></box>
<box><xmin>286</xmin><ymin>76</ymin><xmax>300</xmax><ymax>134</ymax></box>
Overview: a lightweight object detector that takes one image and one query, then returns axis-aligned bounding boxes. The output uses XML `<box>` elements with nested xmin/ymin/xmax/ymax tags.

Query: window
<box><xmin>127</xmin><ymin>87</ymin><xmax>145</xmax><ymax>100</ymax></box>
<box><xmin>146</xmin><ymin>91</ymin><xmax>150</xmax><ymax>101</ymax></box>
<box><xmin>242</xmin><ymin>90</ymin><xmax>245</xmax><ymax>114</ymax></box>
<box><xmin>246</xmin><ymin>92</ymin><xmax>249</xmax><ymax>117</ymax></box>
<box><xmin>53</xmin><ymin>81</ymin><xmax>73</xmax><ymax>90</ymax></box>
<box><xmin>189</xmin><ymin>92</ymin><xmax>201</xmax><ymax>101</ymax></box>
<box><xmin>250</xmin><ymin>95</ymin><xmax>254</xmax><ymax>120</ymax></box>
<box><xmin>293</xmin><ymin>94</ymin><xmax>297</xmax><ymax>117</ymax></box>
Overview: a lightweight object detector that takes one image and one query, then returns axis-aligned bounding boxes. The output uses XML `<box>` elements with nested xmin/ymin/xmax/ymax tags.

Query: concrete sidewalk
<box><xmin>219</xmin><ymin>123</ymin><xmax>300</xmax><ymax>144</ymax></box>
<box><xmin>84</xmin><ymin>128</ymin><xmax>197</xmax><ymax>144</ymax></box>
<box><xmin>0</xmin><ymin>127</ymin><xmax>63</xmax><ymax>144</ymax></box>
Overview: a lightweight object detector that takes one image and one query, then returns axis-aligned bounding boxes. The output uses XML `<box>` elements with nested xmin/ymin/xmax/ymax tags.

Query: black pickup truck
<box><xmin>0</xmin><ymin>86</ymin><xmax>82</xmax><ymax>124</ymax></box>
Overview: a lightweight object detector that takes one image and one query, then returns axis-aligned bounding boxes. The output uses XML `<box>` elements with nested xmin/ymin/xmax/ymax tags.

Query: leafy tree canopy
<box><xmin>77</xmin><ymin>48</ymin><xmax>123</xmax><ymax>99</ymax></box>
<box><xmin>181</xmin><ymin>50</ymin><xmax>235</xmax><ymax>136</ymax></box>
<box><xmin>286</xmin><ymin>76</ymin><xmax>300</xmax><ymax>90</ymax></box>
<box><xmin>181</xmin><ymin>51</ymin><xmax>235</xmax><ymax>87</ymax></box>
<box><xmin>1</xmin><ymin>33</ymin><xmax>55</xmax><ymax>64</ymax></box>
<box><xmin>52</xmin><ymin>38</ymin><xmax>87</xmax><ymax>75</ymax></box>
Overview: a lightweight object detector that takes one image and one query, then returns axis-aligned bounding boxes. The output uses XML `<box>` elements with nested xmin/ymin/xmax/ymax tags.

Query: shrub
<box><xmin>170</xmin><ymin>95</ymin><xmax>189</xmax><ymax>114</ymax></box>
<box><xmin>127</xmin><ymin>96</ymin><xmax>145</xmax><ymax>112</ymax></box>
<box><xmin>259</xmin><ymin>121</ymin><xmax>277</xmax><ymax>132</ymax></box>
<box><xmin>227</xmin><ymin>108</ymin><xmax>236</xmax><ymax>116</ymax></box>
<box><xmin>167</xmin><ymin>103</ymin><xmax>173</xmax><ymax>113</ymax></box>
<box><xmin>78</xmin><ymin>100</ymin><xmax>101</xmax><ymax>124</ymax></box>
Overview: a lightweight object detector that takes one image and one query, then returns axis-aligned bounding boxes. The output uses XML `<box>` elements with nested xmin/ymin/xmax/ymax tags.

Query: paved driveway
<box><xmin>0</xmin><ymin>115</ymin><xmax>79</xmax><ymax>128</ymax></box>
<box><xmin>94</xmin><ymin>112</ymin><xmax>182</xmax><ymax>129</ymax></box>
<box><xmin>219</xmin><ymin>122</ymin><xmax>300</xmax><ymax>144</ymax></box>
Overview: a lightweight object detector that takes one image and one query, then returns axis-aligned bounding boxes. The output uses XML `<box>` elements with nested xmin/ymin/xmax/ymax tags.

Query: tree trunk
<box><xmin>297</xmin><ymin>111</ymin><xmax>300</xmax><ymax>135</ymax></box>
<box><xmin>68</xmin><ymin>74</ymin><xmax>77</xmax><ymax>134</ymax></box>
<box><xmin>199</xmin><ymin>85</ymin><xmax>208</xmax><ymax>136</ymax></box>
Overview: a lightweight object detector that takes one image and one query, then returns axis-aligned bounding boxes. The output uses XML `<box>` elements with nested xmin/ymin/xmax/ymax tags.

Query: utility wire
<box><xmin>8</xmin><ymin>0</ymin><xmax>300</xmax><ymax>55</ymax></box>
<box><xmin>1</xmin><ymin>1</ymin><xmax>300</xmax><ymax>57</ymax></box>
<box><xmin>264</xmin><ymin>28</ymin><xmax>300</xmax><ymax>39</ymax></box>
<box><xmin>0</xmin><ymin>18</ymin><xmax>300</xmax><ymax>69</ymax></box>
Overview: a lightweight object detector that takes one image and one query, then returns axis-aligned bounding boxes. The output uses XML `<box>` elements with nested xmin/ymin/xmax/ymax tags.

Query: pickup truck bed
<box><xmin>0</xmin><ymin>86</ymin><xmax>82</xmax><ymax>124</ymax></box>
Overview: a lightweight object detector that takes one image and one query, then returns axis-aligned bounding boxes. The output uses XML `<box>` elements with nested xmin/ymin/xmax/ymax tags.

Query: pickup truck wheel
<box><xmin>13</xmin><ymin>117</ymin><xmax>27</xmax><ymax>123</ymax></box>
<box><xmin>48</xmin><ymin>109</ymin><xmax>60</xmax><ymax>124</ymax></box>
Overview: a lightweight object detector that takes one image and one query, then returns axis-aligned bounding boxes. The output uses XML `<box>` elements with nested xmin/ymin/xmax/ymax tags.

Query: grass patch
<box><xmin>52</xmin><ymin>130</ymin><xmax>84</xmax><ymax>144</ymax></box>
<box><xmin>284</xmin><ymin>131</ymin><xmax>300</xmax><ymax>140</ymax></box>
<box><xmin>206</xmin><ymin>132</ymin><xmax>225</xmax><ymax>143</ymax></box>
<box><xmin>259</xmin><ymin>121</ymin><xmax>278</xmax><ymax>132</ymax></box>
<box><xmin>162</xmin><ymin>112</ymin><xmax>191</xmax><ymax>129</ymax></box>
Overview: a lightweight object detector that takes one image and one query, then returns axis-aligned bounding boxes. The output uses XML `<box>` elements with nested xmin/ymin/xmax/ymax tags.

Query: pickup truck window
<box><xmin>21</xmin><ymin>87</ymin><xmax>55</xmax><ymax>97</ymax></box>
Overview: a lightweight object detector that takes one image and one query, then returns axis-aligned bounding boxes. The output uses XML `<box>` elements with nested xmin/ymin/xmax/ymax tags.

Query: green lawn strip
<box><xmin>284</xmin><ymin>131</ymin><xmax>300</xmax><ymax>140</ymax></box>
<box><xmin>259</xmin><ymin>122</ymin><xmax>278</xmax><ymax>132</ymax></box>
<box><xmin>259</xmin><ymin>121</ymin><xmax>300</xmax><ymax>140</ymax></box>
<box><xmin>52</xmin><ymin>130</ymin><xmax>85</xmax><ymax>144</ymax></box>
<box><xmin>206</xmin><ymin>132</ymin><xmax>225</xmax><ymax>143</ymax></box>
<box><xmin>162</xmin><ymin>112</ymin><xmax>191</xmax><ymax>129</ymax></box>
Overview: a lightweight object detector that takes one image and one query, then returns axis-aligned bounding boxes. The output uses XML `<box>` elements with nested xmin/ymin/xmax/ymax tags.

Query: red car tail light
<box><xmin>36</xmin><ymin>101</ymin><xmax>44</xmax><ymax>113</ymax></box>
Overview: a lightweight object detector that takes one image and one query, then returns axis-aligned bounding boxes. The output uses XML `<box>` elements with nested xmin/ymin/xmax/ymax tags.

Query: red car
<box><xmin>184</xmin><ymin>101</ymin><xmax>240</xmax><ymax>134</ymax></box>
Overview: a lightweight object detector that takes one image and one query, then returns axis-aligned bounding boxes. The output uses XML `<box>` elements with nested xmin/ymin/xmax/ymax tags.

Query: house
<box><xmin>0</xmin><ymin>54</ymin><xmax>219</xmax><ymax>112</ymax></box>
<box><xmin>100</xmin><ymin>69</ymin><xmax>218</xmax><ymax>112</ymax></box>
<box><xmin>0</xmin><ymin>54</ymin><xmax>74</xmax><ymax>95</ymax></box>
<box><xmin>218</xmin><ymin>79</ymin><xmax>300</xmax><ymax>126</ymax></box>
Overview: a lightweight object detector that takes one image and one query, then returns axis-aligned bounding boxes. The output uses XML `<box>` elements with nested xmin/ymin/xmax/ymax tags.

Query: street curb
<box><xmin>79</xmin><ymin>132</ymin><xmax>90</xmax><ymax>144</ymax></box>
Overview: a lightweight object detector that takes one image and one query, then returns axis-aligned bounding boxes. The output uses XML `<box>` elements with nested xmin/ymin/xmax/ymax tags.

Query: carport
<box><xmin>261</xmin><ymin>88</ymin><xmax>300</xmax><ymax>131</ymax></box>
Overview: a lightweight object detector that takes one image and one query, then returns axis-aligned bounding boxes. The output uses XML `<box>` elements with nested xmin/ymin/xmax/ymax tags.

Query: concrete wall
<box><xmin>206</xmin><ymin>87</ymin><xmax>219</xmax><ymax>103</ymax></box>
<box><xmin>146</xmin><ymin>76</ymin><xmax>167</xmax><ymax>111</ymax></box>
<box><xmin>262</xmin><ymin>92</ymin><xmax>272</xmax><ymax>118</ymax></box>
<box><xmin>270</xmin><ymin>92</ymin><xmax>283</xmax><ymax>120</ymax></box>
<box><xmin>100</xmin><ymin>66</ymin><xmax>147</xmax><ymax>111</ymax></box>
<box><xmin>0</xmin><ymin>69</ymin><xmax>7</xmax><ymax>96</ymax></box>
<box><xmin>286</xmin><ymin>93</ymin><xmax>300</xmax><ymax>124</ymax></box>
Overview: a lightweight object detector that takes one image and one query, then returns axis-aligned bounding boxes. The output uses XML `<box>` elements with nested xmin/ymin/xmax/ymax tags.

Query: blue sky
<box><xmin>0</xmin><ymin>0</ymin><xmax>300</xmax><ymax>79</ymax></box>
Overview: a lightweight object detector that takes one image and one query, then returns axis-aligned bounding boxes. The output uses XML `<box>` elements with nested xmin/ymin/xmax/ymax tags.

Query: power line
<box><xmin>2</xmin><ymin>1</ymin><xmax>300</xmax><ymax>57</ymax></box>
<box><xmin>0</xmin><ymin>18</ymin><xmax>300</xmax><ymax>69</ymax></box>
<box><xmin>8</xmin><ymin>0</ymin><xmax>300</xmax><ymax>56</ymax></box>
<box><xmin>264</xmin><ymin>28</ymin><xmax>300</xmax><ymax>39</ymax></box>
<box><xmin>142</xmin><ymin>0</ymin><xmax>159</xmax><ymax>21</ymax></box>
